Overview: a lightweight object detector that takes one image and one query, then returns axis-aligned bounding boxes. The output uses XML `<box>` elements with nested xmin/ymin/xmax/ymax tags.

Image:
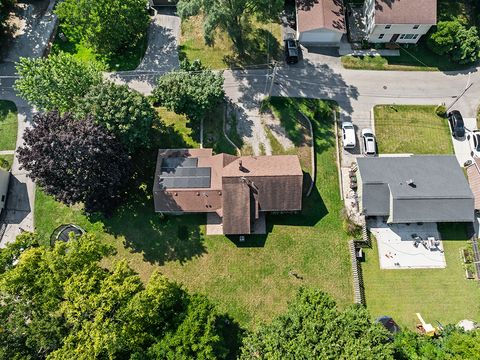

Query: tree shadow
<box><xmin>229</xmin><ymin>60</ymin><xmax>358</xmax><ymax>127</ymax></box>
<box><xmin>88</xmin><ymin>122</ymin><xmax>207</xmax><ymax>266</ymax></box>
<box><xmin>94</xmin><ymin>190</ymin><xmax>207</xmax><ymax>266</ymax></box>
<box><xmin>223</xmin><ymin>28</ymin><xmax>281</xmax><ymax>69</ymax></box>
<box><xmin>216</xmin><ymin>313</ymin><xmax>245</xmax><ymax>360</ymax></box>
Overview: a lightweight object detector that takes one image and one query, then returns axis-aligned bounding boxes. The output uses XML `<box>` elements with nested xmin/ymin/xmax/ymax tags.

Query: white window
<box><xmin>400</xmin><ymin>34</ymin><xmax>416</xmax><ymax>40</ymax></box>
<box><xmin>385</xmin><ymin>24</ymin><xmax>391</xmax><ymax>29</ymax></box>
<box><xmin>413</xmin><ymin>24</ymin><xmax>420</xmax><ymax>29</ymax></box>
<box><xmin>379</xmin><ymin>33</ymin><xmax>385</xmax><ymax>39</ymax></box>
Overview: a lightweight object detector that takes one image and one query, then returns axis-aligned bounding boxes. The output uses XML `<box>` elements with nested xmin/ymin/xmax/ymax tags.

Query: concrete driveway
<box><xmin>452</xmin><ymin>118</ymin><xmax>477</xmax><ymax>166</ymax></box>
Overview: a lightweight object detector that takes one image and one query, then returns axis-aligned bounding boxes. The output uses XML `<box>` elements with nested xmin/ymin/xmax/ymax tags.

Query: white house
<box><xmin>364</xmin><ymin>0</ymin><xmax>437</xmax><ymax>44</ymax></box>
<box><xmin>296</xmin><ymin>0</ymin><xmax>346</xmax><ymax>46</ymax></box>
<box><xmin>0</xmin><ymin>169</ymin><xmax>9</xmax><ymax>215</ymax></box>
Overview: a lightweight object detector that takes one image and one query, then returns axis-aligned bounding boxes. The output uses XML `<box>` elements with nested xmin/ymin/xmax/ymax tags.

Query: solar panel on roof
<box><xmin>161</xmin><ymin>157</ymin><xmax>198</xmax><ymax>169</ymax></box>
<box><xmin>158</xmin><ymin>166</ymin><xmax>211</xmax><ymax>189</ymax></box>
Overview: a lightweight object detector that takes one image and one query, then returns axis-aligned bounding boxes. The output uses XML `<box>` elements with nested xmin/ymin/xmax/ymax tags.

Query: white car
<box><xmin>467</xmin><ymin>131</ymin><xmax>480</xmax><ymax>157</ymax></box>
<box><xmin>342</xmin><ymin>122</ymin><xmax>356</xmax><ymax>149</ymax></box>
<box><xmin>361</xmin><ymin>128</ymin><xmax>376</xmax><ymax>156</ymax></box>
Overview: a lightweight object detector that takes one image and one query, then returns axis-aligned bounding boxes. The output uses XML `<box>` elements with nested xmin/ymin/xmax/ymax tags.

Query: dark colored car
<box><xmin>448</xmin><ymin>110</ymin><xmax>465</xmax><ymax>138</ymax></box>
<box><xmin>284</xmin><ymin>39</ymin><xmax>299</xmax><ymax>64</ymax></box>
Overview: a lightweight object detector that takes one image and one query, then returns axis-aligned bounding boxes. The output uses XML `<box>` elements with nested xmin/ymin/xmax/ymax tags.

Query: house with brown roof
<box><xmin>466</xmin><ymin>159</ymin><xmax>480</xmax><ymax>211</ymax></box>
<box><xmin>296</xmin><ymin>0</ymin><xmax>346</xmax><ymax>46</ymax></box>
<box><xmin>363</xmin><ymin>0</ymin><xmax>437</xmax><ymax>44</ymax></box>
<box><xmin>153</xmin><ymin>149</ymin><xmax>303</xmax><ymax>235</ymax></box>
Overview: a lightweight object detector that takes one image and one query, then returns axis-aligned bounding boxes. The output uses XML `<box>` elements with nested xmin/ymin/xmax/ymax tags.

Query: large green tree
<box><xmin>394</xmin><ymin>326</ymin><xmax>480</xmax><ymax>359</ymax></box>
<box><xmin>177</xmin><ymin>0</ymin><xmax>282</xmax><ymax>53</ymax></box>
<box><xmin>55</xmin><ymin>0</ymin><xmax>150</xmax><ymax>55</ymax></box>
<box><xmin>153</xmin><ymin>68</ymin><xmax>225</xmax><ymax>123</ymax></box>
<box><xmin>75</xmin><ymin>82</ymin><xmax>157</xmax><ymax>153</ymax></box>
<box><xmin>0</xmin><ymin>234</ymin><xmax>238</xmax><ymax>359</ymax></box>
<box><xmin>428</xmin><ymin>20</ymin><xmax>480</xmax><ymax>64</ymax></box>
<box><xmin>15</xmin><ymin>52</ymin><xmax>102</xmax><ymax>112</ymax></box>
<box><xmin>240</xmin><ymin>287</ymin><xmax>393</xmax><ymax>359</ymax></box>
<box><xmin>0</xmin><ymin>233</ymin><xmax>114</xmax><ymax>359</ymax></box>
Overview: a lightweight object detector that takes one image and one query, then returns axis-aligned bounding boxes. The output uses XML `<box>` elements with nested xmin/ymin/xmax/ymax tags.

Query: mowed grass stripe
<box><xmin>374</xmin><ymin>105</ymin><xmax>454</xmax><ymax>155</ymax></box>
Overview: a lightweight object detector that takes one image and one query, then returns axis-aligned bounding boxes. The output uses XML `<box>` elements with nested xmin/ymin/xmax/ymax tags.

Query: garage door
<box><xmin>299</xmin><ymin>30</ymin><xmax>340</xmax><ymax>45</ymax></box>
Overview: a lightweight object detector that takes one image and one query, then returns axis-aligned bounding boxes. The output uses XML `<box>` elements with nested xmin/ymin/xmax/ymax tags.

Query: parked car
<box><xmin>342</xmin><ymin>122</ymin><xmax>356</xmax><ymax>149</ymax></box>
<box><xmin>448</xmin><ymin>110</ymin><xmax>465</xmax><ymax>138</ymax></box>
<box><xmin>284</xmin><ymin>39</ymin><xmax>299</xmax><ymax>64</ymax></box>
<box><xmin>467</xmin><ymin>130</ymin><xmax>480</xmax><ymax>157</ymax></box>
<box><xmin>361</xmin><ymin>128</ymin><xmax>376</xmax><ymax>156</ymax></box>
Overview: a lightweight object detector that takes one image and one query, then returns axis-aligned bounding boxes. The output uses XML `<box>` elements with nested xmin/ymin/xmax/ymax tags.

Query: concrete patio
<box><xmin>369</xmin><ymin>217</ymin><xmax>446</xmax><ymax>269</ymax></box>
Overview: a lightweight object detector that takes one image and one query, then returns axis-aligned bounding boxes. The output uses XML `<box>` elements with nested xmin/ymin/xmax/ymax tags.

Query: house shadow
<box><xmin>226</xmin><ymin>183</ymin><xmax>328</xmax><ymax>248</ymax></box>
<box><xmin>2</xmin><ymin>175</ymin><xmax>31</xmax><ymax>225</ymax></box>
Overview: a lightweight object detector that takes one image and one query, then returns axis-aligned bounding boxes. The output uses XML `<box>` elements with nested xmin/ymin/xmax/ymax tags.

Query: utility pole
<box><xmin>267</xmin><ymin>61</ymin><xmax>278</xmax><ymax>98</ymax></box>
<box><xmin>446</xmin><ymin>72</ymin><xmax>474</xmax><ymax>112</ymax></box>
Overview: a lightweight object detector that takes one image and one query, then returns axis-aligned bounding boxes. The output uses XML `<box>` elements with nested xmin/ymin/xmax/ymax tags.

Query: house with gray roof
<box><xmin>356</xmin><ymin>156</ymin><xmax>474</xmax><ymax>223</ymax></box>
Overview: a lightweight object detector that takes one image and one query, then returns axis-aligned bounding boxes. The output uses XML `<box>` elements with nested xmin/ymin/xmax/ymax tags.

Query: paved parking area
<box><xmin>369</xmin><ymin>218</ymin><xmax>446</xmax><ymax>269</ymax></box>
<box><xmin>452</xmin><ymin>117</ymin><xmax>477</xmax><ymax>166</ymax></box>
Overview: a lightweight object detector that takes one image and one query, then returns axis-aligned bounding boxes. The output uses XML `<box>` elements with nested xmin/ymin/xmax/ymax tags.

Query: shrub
<box><xmin>428</xmin><ymin>20</ymin><xmax>480</xmax><ymax>64</ymax></box>
<box><xmin>55</xmin><ymin>0</ymin><xmax>150</xmax><ymax>55</ymax></box>
<box><xmin>435</xmin><ymin>104</ymin><xmax>447</xmax><ymax>117</ymax></box>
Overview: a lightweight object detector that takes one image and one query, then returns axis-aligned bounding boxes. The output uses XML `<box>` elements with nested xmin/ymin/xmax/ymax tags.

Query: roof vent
<box><xmin>406</xmin><ymin>179</ymin><xmax>416</xmax><ymax>188</ymax></box>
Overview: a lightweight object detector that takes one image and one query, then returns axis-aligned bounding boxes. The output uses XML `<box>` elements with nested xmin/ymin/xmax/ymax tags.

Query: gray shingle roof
<box><xmin>357</xmin><ymin>156</ymin><xmax>474</xmax><ymax>223</ymax></box>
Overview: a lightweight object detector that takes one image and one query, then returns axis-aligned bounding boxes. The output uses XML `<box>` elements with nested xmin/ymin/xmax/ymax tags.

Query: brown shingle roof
<box><xmin>153</xmin><ymin>150</ymin><xmax>303</xmax><ymax>233</ymax></box>
<box><xmin>467</xmin><ymin>160</ymin><xmax>480</xmax><ymax>210</ymax></box>
<box><xmin>374</xmin><ymin>0</ymin><xmax>437</xmax><ymax>25</ymax></box>
<box><xmin>297</xmin><ymin>0</ymin><xmax>346</xmax><ymax>33</ymax></box>
<box><xmin>222</xmin><ymin>181</ymin><xmax>251</xmax><ymax>235</ymax></box>
<box><xmin>222</xmin><ymin>155</ymin><xmax>303</xmax><ymax>177</ymax></box>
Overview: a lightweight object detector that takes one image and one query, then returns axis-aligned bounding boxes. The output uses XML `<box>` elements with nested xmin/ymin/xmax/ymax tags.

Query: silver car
<box><xmin>361</xmin><ymin>128</ymin><xmax>376</xmax><ymax>156</ymax></box>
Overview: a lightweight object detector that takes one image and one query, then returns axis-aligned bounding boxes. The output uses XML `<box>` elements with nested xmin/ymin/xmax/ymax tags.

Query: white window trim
<box><xmin>413</xmin><ymin>24</ymin><xmax>420</xmax><ymax>29</ymax></box>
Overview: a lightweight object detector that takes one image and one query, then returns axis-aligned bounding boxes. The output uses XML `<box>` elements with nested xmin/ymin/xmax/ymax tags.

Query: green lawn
<box><xmin>363</xmin><ymin>224</ymin><xmax>480</xmax><ymax>329</ymax></box>
<box><xmin>263</xmin><ymin>97</ymin><xmax>315</xmax><ymax>183</ymax></box>
<box><xmin>156</xmin><ymin>107</ymin><xmax>200</xmax><ymax>148</ymax></box>
<box><xmin>51</xmin><ymin>25</ymin><xmax>148</xmax><ymax>71</ymax></box>
<box><xmin>34</xmin><ymin>98</ymin><xmax>354</xmax><ymax>329</ymax></box>
<box><xmin>0</xmin><ymin>100</ymin><xmax>18</xmax><ymax>150</ymax></box>
<box><xmin>180</xmin><ymin>15</ymin><xmax>282</xmax><ymax>69</ymax></box>
<box><xmin>374</xmin><ymin>105</ymin><xmax>454</xmax><ymax>155</ymax></box>
<box><xmin>341</xmin><ymin>44</ymin><xmax>471</xmax><ymax>72</ymax></box>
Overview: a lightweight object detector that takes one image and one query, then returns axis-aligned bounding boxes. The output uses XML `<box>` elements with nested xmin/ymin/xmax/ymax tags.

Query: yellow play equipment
<box><xmin>416</xmin><ymin>313</ymin><xmax>436</xmax><ymax>336</ymax></box>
